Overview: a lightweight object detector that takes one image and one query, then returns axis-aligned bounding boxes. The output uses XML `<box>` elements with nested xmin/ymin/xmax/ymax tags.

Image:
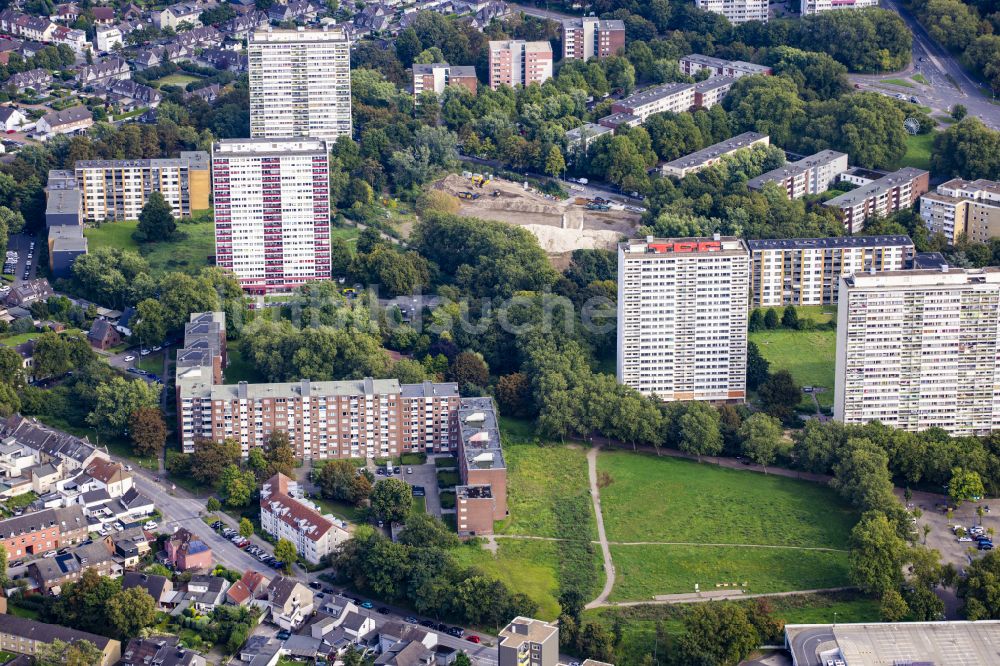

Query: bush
<box><xmin>437</xmin><ymin>470</ymin><xmax>460</xmax><ymax>488</ymax></box>
<box><xmin>439</xmin><ymin>491</ymin><xmax>456</xmax><ymax>509</ymax></box>
<box><xmin>401</xmin><ymin>453</ymin><xmax>427</xmax><ymax>465</ymax></box>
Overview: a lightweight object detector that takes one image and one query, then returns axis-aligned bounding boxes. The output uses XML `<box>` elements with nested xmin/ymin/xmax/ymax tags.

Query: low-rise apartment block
<box><xmin>565</xmin><ymin>123</ymin><xmax>613</xmax><ymax>154</ymax></box>
<box><xmin>748</xmin><ymin>235</ymin><xmax>915</xmax><ymax>307</ymax></box>
<box><xmin>678</xmin><ymin>54</ymin><xmax>772</xmax><ymax>79</ymax></box>
<box><xmin>260</xmin><ymin>473</ymin><xmax>348</xmax><ymax>563</ymax></box>
<box><xmin>801</xmin><ymin>0</ymin><xmax>879</xmax><ymax>13</ymax></box>
<box><xmin>0</xmin><ymin>615</ymin><xmax>121</xmax><ymax>666</ymax></box>
<box><xmin>618</xmin><ymin>236</ymin><xmax>750</xmax><ymax>403</ymax></box>
<box><xmin>823</xmin><ymin>167</ymin><xmax>929</xmax><ymax>233</ymax></box>
<box><xmin>72</xmin><ymin>152</ymin><xmax>210</xmax><ymax>222</ymax></box>
<box><xmin>747</xmin><ymin>150</ymin><xmax>848</xmax><ymax>199</ymax></box>
<box><xmin>660</xmin><ymin>132</ymin><xmax>769</xmax><ymax>178</ymax></box>
<box><xmin>412</xmin><ymin>62</ymin><xmax>478</xmax><ymax>98</ymax></box>
<box><xmin>498</xmin><ymin>617</ymin><xmax>559</xmax><ymax>666</ymax></box>
<box><xmin>454</xmin><ymin>397</ymin><xmax>506</xmax><ymax>536</ymax></box>
<box><xmin>599</xmin><ymin>78</ymin><xmax>735</xmax><ymax>129</ymax></box>
<box><xmin>488</xmin><ymin>40</ymin><xmax>552</xmax><ymax>90</ymax></box>
<box><xmin>834</xmin><ymin>267</ymin><xmax>1000</xmax><ymax>436</ymax></box>
<box><xmin>694</xmin><ymin>0</ymin><xmax>768</xmax><ymax>23</ymax></box>
<box><xmin>0</xmin><ymin>505</ymin><xmax>88</xmax><ymax>560</ymax></box>
<box><xmin>920</xmin><ymin>178</ymin><xmax>1000</xmax><ymax>244</ymax></box>
<box><xmin>561</xmin><ymin>17</ymin><xmax>625</xmax><ymax>61</ymax></box>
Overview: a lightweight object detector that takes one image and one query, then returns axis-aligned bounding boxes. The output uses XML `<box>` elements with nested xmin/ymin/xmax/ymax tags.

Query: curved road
<box><xmin>584</xmin><ymin>446</ymin><xmax>616</xmax><ymax>609</ymax></box>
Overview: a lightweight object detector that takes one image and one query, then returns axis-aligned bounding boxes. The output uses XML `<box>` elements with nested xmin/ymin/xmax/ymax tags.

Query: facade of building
<box><xmin>617</xmin><ymin>236</ymin><xmax>750</xmax><ymax>403</ymax></box>
<box><xmin>920</xmin><ymin>178</ymin><xmax>1000</xmax><ymax>244</ymax></box>
<box><xmin>165</xmin><ymin>527</ymin><xmax>212</xmax><ymax>570</ymax></box>
<box><xmin>561</xmin><ymin>18</ymin><xmax>625</xmax><ymax>61</ymax></box>
<box><xmin>497</xmin><ymin>618</ymin><xmax>559</xmax><ymax>666</ymax></box>
<box><xmin>0</xmin><ymin>615</ymin><xmax>121</xmax><ymax>666</ymax></box>
<box><xmin>660</xmin><ymin>132</ymin><xmax>769</xmax><ymax>178</ymax></box>
<box><xmin>248</xmin><ymin>27</ymin><xmax>352</xmax><ymax>142</ymax></box>
<box><xmin>73</xmin><ymin>152</ymin><xmax>210</xmax><ymax>222</ymax></box>
<box><xmin>454</xmin><ymin>397</ymin><xmax>506</xmax><ymax>536</ymax></box>
<box><xmin>212</xmin><ymin>138</ymin><xmax>331</xmax><ymax>294</ymax></box>
<box><xmin>599</xmin><ymin>78</ymin><xmax>734</xmax><ymax>129</ymax></box>
<box><xmin>746</xmin><ymin>150</ymin><xmax>848</xmax><ymax>199</ymax></box>
<box><xmin>564</xmin><ymin>123</ymin><xmax>613</xmax><ymax>154</ymax></box>
<box><xmin>800</xmin><ymin>0</ymin><xmax>879</xmax><ymax>13</ymax></box>
<box><xmin>0</xmin><ymin>505</ymin><xmax>87</xmax><ymax>559</ymax></box>
<box><xmin>260</xmin><ymin>473</ymin><xmax>348</xmax><ymax>563</ymax></box>
<box><xmin>36</xmin><ymin>105</ymin><xmax>92</xmax><ymax>137</ymax></box>
<box><xmin>412</xmin><ymin>63</ymin><xmax>478</xmax><ymax>97</ymax></box>
<box><xmin>694</xmin><ymin>0</ymin><xmax>767</xmax><ymax>23</ymax></box>
<box><xmin>834</xmin><ymin>267</ymin><xmax>1000</xmax><ymax>436</ymax></box>
<box><xmin>823</xmin><ymin>167</ymin><xmax>929</xmax><ymax>233</ymax></box>
<box><xmin>678</xmin><ymin>54</ymin><xmax>772</xmax><ymax>78</ymax></box>
<box><xmin>488</xmin><ymin>40</ymin><xmax>553</xmax><ymax>90</ymax></box>
<box><xmin>748</xmin><ymin>235</ymin><xmax>915</xmax><ymax>307</ymax></box>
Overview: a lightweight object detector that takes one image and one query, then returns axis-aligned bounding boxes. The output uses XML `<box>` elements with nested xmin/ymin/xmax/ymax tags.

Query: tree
<box><xmin>832</xmin><ymin>438</ymin><xmax>896</xmax><ymax>513</ymax></box>
<box><xmin>544</xmin><ymin>145</ymin><xmax>565</xmax><ymax>178</ymax></box>
<box><xmin>397</xmin><ymin>513</ymin><xmax>459</xmax><ymax>549</ymax></box>
<box><xmin>931</xmin><ymin>118</ymin><xmax>1000</xmax><ymax>180</ymax></box>
<box><xmin>577</xmin><ymin>622</ymin><xmax>616</xmax><ymax>662</ymax></box>
<box><xmin>959</xmin><ymin>550</ymin><xmax>1000</xmax><ymax>619</ymax></box>
<box><xmin>951</xmin><ymin>104</ymin><xmax>968</xmax><ymax>121</ymax></box>
<box><xmin>763</xmin><ymin>308</ymin><xmax>779</xmax><ymax>329</ymax></box>
<box><xmin>106</xmin><ymin>586</ymin><xmax>156</xmax><ymax>639</ymax></box>
<box><xmin>746</xmin><ymin>341</ymin><xmax>770</xmax><ymax>391</ymax></box>
<box><xmin>879</xmin><ymin>588</ymin><xmax>909</xmax><ymax>621</ymax></box>
<box><xmin>496</xmin><ymin>372</ymin><xmax>530</xmax><ymax>417</ymax></box>
<box><xmin>34</xmin><ymin>639</ymin><xmax>105</xmax><ymax>666</ymax></box>
<box><xmin>849</xmin><ymin>511</ymin><xmax>908</xmax><ymax>596</ymax></box>
<box><xmin>450</xmin><ymin>351</ymin><xmax>488</xmax><ymax>388</ymax></box>
<box><xmin>740</xmin><ymin>413</ymin><xmax>782</xmax><ymax>474</ymax></box>
<box><xmin>190</xmin><ymin>438</ymin><xmax>241</xmax><ymax>485</ymax></box>
<box><xmin>134</xmin><ymin>191</ymin><xmax>176</xmax><ymax>242</ymax></box>
<box><xmin>781</xmin><ymin>305</ymin><xmax>799</xmax><ymax>329</ymax></box>
<box><xmin>676</xmin><ymin>602</ymin><xmax>759</xmax><ymax>666</ymax></box>
<box><xmin>949</xmin><ymin>467</ymin><xmax>986</xmax><ymax>506</ymax></box>
<box><xmin>273</xmin><ymin>538</ymin><xmax>298</xmax><ymax>572</ymax></box>
<box><xmin>206</xmin><ymin>496</ymin><xmax>221</xmax><ymax>512</ymax></box>
<box><xmin>0</xmin><ymin>346</ymin><xmax>24</xmax><ymax>388</ymax></box>
<box><xmin>218</xmin><ymin>464</ymin><xmax>256</xmax><ymax>507</ymax></box>
<box><xmin>370</xmin><ymin>478</ymin><xmax>412</xmax><ymax>525</ymax></box>
<box><xmin>264</xmin><ymin>429</ymin><xmax>296</xmax><ymax>478</ymax></box>
<box><xmin>132</xmin><ymin>298</ymin><xmax>168</xmax><ymax>346</ymax></box>
<box><xmin>677</xmin><ymin>402</ymin><xmax>723</xmax><ymax>462</ymax></box>
<box><xmin>758</xmin><ymin>370</ymin><xmax>800</xmax><ymax>421</ymax></box>
<box><xmin>748</xmin><ymin>309</ymin><xmax>764</xmax><ymax>332</ymax></box>
<box><xmin>129</xmin><ymin>406</ymin><xmax>166</xmax><ymax>457</ymax></box>
<box><xmin>86</xmin><ymin>376</ymin><xmax>161</xmax><ymax>436</ymax></box>
<box><xmin>318</xmin><ymin>459</ymin><xmax>371</xmax><ymax>505</ymax></box>
<box><xmin>239</xmin><ymin>517</ymin><xmax>254</xmax><ymax>538</ymax></box>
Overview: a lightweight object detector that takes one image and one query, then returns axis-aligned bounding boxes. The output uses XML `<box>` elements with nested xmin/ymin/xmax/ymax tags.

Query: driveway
<box><xmin>402</xmin><ymin>460</ymin><xmax>441</xmax><ymax>517</ymax></box>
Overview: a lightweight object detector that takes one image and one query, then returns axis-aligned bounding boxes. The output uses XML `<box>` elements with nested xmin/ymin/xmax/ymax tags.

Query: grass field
<box><xmin>911</xmin><ymin>73</ymin><xmax>929</xmax><ymax>85</ymax></box>
<box><xmin>450</xmin><ymin>539</ymin><xmax>585</xmax><ymax>620</ymax></box>
<box><xmin>608</xmin><ymin>544</ymin><xmax>851</xmax><ymax>600</ymax></box>
<box><xmin>895</xmin><ymin>132</ymin><xmax>935</xmax><ymax>171</ymax></box>
<box><xmin>138</xmin><ymin>351</ymin><xmax>164</xmax><ymax>375</ymax></box>
<box><xmin>597</xmin><ymin>450</ymin><xmax>856</xmax><ymax>547</ymax></box>
<box><xmin>154</xmin><ymin>73</ymin><xmax>202</xmax><ymax>88</ymax></box>
<box><xmin>882</xmin><ymin>78</ymin><xmax>915</xmax><ymax>88</ymax></box>
<box><xmin>0</xmin><ymin>329</ymin><xmax>82</xmax><ymax>346</ymax></box>
<box><xmin>749</xmin><ymin>325</ymin><xmax>836</xmax><ymax>409</ymax></box>
<box><xmin>84</xmin><ymin>219</ymin><xmax>215</xmax><ymax>275</ymax></box>
<box><xmin>0</xmin><ymin>650</ymin><xmax>18</xmax><ymax>664</ymax></box>
<box><xmin>494</xmin><ymin>442</ymin><xmax>596</xmax><ymax>540</ymax></box>
<box><xmin>223</xmin><ymin>348</ymin><xmax>267</xmax><ymax>385</ymax></box>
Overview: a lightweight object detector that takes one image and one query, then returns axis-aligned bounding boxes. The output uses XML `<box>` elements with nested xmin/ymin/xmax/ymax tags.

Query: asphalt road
<box><xmin>509</xmin><ymin>2</ymin><xmax>576</xmax><ymax>20</ymax></box>
<box><xmin>787</xmin><ymin>626</ymin><xmax>837</xmax><ymax>666</ymax></box>
<box><xmin>127</xmin><ymin>466</ymin><xmax>500</xmax><ymax>665</ymax></box>
<box><xmin>850</xmin><ymin>0</ymin><xmax>999</xmax><ymax>129</ymax></box>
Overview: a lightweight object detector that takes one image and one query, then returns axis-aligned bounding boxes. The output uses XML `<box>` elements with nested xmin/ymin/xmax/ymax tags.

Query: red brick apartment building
<box><xmin>412</xmin><ymin>63</ymin><xmax>477</xmax><ymax>98</ymax></box>
<box><xmin>561</xmin><ymin>18</ymin><xmax>625</xmax><ymax>61</ymax></box>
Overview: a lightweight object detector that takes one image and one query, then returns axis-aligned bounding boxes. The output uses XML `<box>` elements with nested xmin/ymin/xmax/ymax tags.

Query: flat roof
<box><xmin>843</xmin><ymin>266</ymin><xmax>1000</xmax><ymax>289</ymax></box>
<box><xmin>912</xmin><ymin>251</ymin><xmax>948</xmax><ymax>269</ymax></box>
<box><xmin>662</xmin><ymin>132</ymin><xmax>768</xmax><ymax>171</ymax></box>
<box><xmin>457</xmin><ymin>397</ymin><xmax>504</xmax><ymax>471</ymax></box>
<box><xmin>213</xmin><ymin>138</ymin><xmax>328</xmax><ymax>157</ymax></box>
<box><xmin>616</xmin><ymin>81</ymin><xmax>694</xmax><ymax>109</ymax></box>
<box><xmin>75</xmin><ymin>151</ymin><xmax>209</xmax><ymax>171</ymax></box>
<box><xmin>621</xmin><ymin>235</ymin><xmax>748</xmax><ymax>256</ymax></box>
<box><xmin>498</xmin><ymin>617</ymin><xmax>557</xmax><ymax>649</ymax></box>
<box><xmin>45</xmin><ymin>188</ymin><xmax>80</xmax><ymax>216</ymax></box>
<box><xmin>825</xmin><ymin>167</ymin><xmax>928</xmax><ymax>208</ymax></box>
<box><xmin>565</xmin><ymin>123</ymin><xmax>613</xmax><ymax>140</ymax></box>
<box><xmin>251</xmin><ymin>25</ymin><xmax>347</xmax><ymax>41</ymax></box>
<box><xmin>746</xmin><ymin>150</ymin><xmax>847</xmax><ymax>189</ymax></box>
<box><xmin>748</xmin><ymin>235</ymin><xmax>913</xmax><ymax>251</ymax></box>
<box><xmin>785</xmin><ymin>621</ymin><xmax>1000</xmax><ymax>666</ymax></box>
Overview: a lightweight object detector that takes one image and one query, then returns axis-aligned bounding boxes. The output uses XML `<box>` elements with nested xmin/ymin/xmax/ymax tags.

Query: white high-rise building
<box><xmin>834</xmin><ymin>267</ymin><xmax>1000</xmax><ymax>436</ymax></box>
<box><xmin>212</xmin><ymin>139</ymin><xmax>331</xmax><ymax>294</ymax></box>
<box><xmin>248</xmin><ymin>26</ymin><xmax>351</xmax><ymax>141</ymax></box>
<box><xmin>801</xmin><ymin>0</ymin><xmax>878</xmax><ymax>14</ymax></box>
<box><xmin>617</xmin><ymin>236</ymin><xmax>750</xmax><ymax>403</ymax></box>
<box><xmin>694</xmin><ymin>0</ymin><xmax>768</xmax><ymax>23</ymax></box>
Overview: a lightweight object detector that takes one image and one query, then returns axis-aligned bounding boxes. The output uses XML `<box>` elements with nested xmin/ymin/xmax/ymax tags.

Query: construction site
<box><xmin>433</xmin><ymin>173</ymin><xmax>642</xmax><ymax>257</ymax></box>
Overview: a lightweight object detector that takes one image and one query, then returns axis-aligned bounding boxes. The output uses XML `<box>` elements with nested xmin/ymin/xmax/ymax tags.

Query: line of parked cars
<box><xmin>211</xmin><ymin>520</ymin><xmax>286</xmax><ymax>568</ymax></box>
<box><xmin>953</xmin><ymin>524</ymin><xmax>994</xmax><ymax>550</ymax></box>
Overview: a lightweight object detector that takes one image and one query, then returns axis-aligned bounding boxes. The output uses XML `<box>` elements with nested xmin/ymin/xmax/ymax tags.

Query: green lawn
<box><xmin>494</xmin><ymin>442</ymin><xmax>596</xmax><ymax>540</ymax></box>
<box><xmin>0</xmin><ymin>650</ymin><xmax>18</xmax><ymax>664</ymax></box>
<box><xmin>0</xmin><ymin>329</ymin><xmax>82</xmax><ymax>346</ymax></box>
<box><xmin>911</xmin><ymin>73</ymin><xmax>929</xmax><ymax>85</ymax></box>
<box><xmin>882</xmin><ymin>78</ymin><xmax>915</xmax><ymax>88</ymax></box>
<box><xmin>223</xmin><ymin>348</ymin><xmax>267</xmax><ymax>384</ymax></box>
<box><xmin>312</xmin><ymin>496</ymin><xmax>364</xmax><ymax>523</ymax></box>
<box><xmin>154</xmin><ymin>73</ymin><xmax>202</xmax><ymax>88</ymax></box>
<box><xmin>609</xmin><ymin>544</ymin><xmax>851</xmax><ymax>600</ymax></box>
<box><xmin>895</xmin><ymin>132</ymin><xmax>935</xmax><ymax>171</ymax></box>
<box><xmin>412</xmin><ymin>495</ymin><xmax>426</xmax><ymax>513</ymax></box>
<box><xmin>138</xmin><ymin>351</ymin><xmax>165</xmax><ymax>375</ymax></box>
<box><xmin>84</xmin><ymin>219</ymin><xmax>215</xmax><ymax>276</ymax></box>
<box><xmin>597</xmin><ymin>450</ymin><xmax>857</xmax><ymax>547</ymax></box>
<box><xmin>749</xmin><ymin>326</ymin><xmax>836</xmax><ymax>409</ymax></box>
<box><xmin>450</xmin><ymin>539</ymin><xmax>575</xmax><ymax>620</ymax></box>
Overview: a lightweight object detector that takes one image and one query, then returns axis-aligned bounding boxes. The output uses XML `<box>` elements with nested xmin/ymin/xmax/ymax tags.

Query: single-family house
<box><xmin>4</xmin><ymin>279</ymin><xmax>52</xmax><ymax>307</ymax></box>
<box><xmin>73</xmin><ymin>57</ymin><xmax>130</xmax><ymax>86</ymax></box>
<box><xmin>87</xmin><ymin>318</ymin><xmax>122</xmax><ymax>350</ymax></box>
<box><xmin>265</xmin><ymin>576</ymin><xmax>314</xmax><ymax>630</ymax></box>
<box><xmin>121</xmin><ymin>636</ymin><xmax>206</xmax><ymax>666</ymax></box>
<box><xmin>35</xmin><ymin>106</ymin><xmax>92</xmax><ymax>137</ymax></box>
<box><xmin>122</xmin><ymin>572</ymin><xmax>175</xmax><ymax>610</ymax></box>
<box><xmin>0</xmin><ymin>107</ymin><xmax>27</xmax><ymax>132</ymax></box>
<box><xmin>225</xmin><ymin>569</ymin><xmax>271</xmax><ymax>606</ymax></box>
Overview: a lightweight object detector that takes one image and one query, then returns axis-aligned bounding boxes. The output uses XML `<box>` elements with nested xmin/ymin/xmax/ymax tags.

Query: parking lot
<box><xmin>3</xmin><ymin>233</ymin><xmax>37</xmax><ymax>285</ymax></box>
<box><xmin>907</xmin><ymin>488</ymin><xmax>999</xmax><ymax>572</ymax></box>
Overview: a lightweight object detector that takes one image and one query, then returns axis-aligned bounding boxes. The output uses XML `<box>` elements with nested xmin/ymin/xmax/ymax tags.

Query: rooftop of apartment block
<box><xmin>212</xmin><ymin>137</ymin><xmax>329</xmax><ymax>156</ymax></box>
<box><xmin>250</xmin><ymin>24</ymin><xmax>347</xmax><ymax>41</ymax></box>
<box><xmin>498</xmin><ymin>617</ymin><xmax>558</xmax><ymax>649</ymax></box>
<box><xmin>621</xmin><ymin>235</ymin><xmax>749</xmax><ymax>256</ymax></box>
<box><xmin>747</xmin><ymin>235</ymin><xmax>913</xmax><ymax>251</ymax></box>
<box><xmin>662</xmin><ymin>131</ymin><xmax>768</xmax><ymax>171</ymax></box>
<box><xmin>45</xmin><ymin>169</ymin><xmax>77</xmax><ymax>190</ymax></box>
<box><xmin>824</xmin><ymin>167</ymin><xmax>928</xmax><ymax>208</ymax></box>
<box><xmin>457</xmin><ymin>397</ymin><xmax>504</xmax><ymax>471</ymax></box>
<box><xmin>45</xmin><ymin>188</ymin><xmax>80</xmax><ymax>216</ymax></box>
<box><xmin>843</xmin><ymin>266</ymin><xmax>1000</xmax><ymax>289</ymax></box>
<box><xmin>74</xmin><ymin>151</ymin><xmax>209</xmax><ymax>171</ymax></box>
<box><xmin>681</xmin><ymin>53</ymin><xmax>771</xmax><ymax>73</ymax></box>
<box><xmin>456</xmin><ymin>484</ymin><xmax>492</xmax><ymax>499</ymax></box>
<box><xmin>565</xmin><ymin>123</ymin><xmax>613</xmax><ymax>141</ymax></box>
<box><xmin>562</xmin><ymin>17</ymin><xmax>624</xmax><ymax>29</ymax></box>
<box><xmin>746</xmin><ymin>149</ymin><xmax>847</xmax><ymax>189</ymax></box>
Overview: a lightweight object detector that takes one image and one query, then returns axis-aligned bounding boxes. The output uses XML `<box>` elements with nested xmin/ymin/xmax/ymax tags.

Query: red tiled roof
<box><xmin>260</xmin><ymin>473</ymin><xmax>335</xmax><ymax>543</ymax></box>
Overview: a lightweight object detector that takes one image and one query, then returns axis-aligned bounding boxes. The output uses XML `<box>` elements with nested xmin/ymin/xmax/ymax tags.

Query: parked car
<box><xmin>447</xmin><ymin>627</ymin><xmax>465</xmax><ymax>637</ymax></box>
<box><xmin>466</xmin><ymin>635</ymin><xmax>480</xmax><ymax>644</ymax></box>
<box><xmin>377</xmin><ymin>607</ymin><xmax>391</xmax><ymax>615</ymax></box>
<box><xmin>42</xmin><ymin>550</ymin><xmax>56</xmax><ymax>558</ymax></box>
<box><xmin>143</xmin><ymin>521</ymin><xmax>157</xmax><ymax>530</ymax></box>
<box><xmin>406</xmin><ymin>467</ymin><xmax>413</xmax><ymax>474</ymax></box>
<box><xmin>959</xmin><ymin>536</ymin><xmax>973</xmax><ymax>542</ymax></box>
<box><xmin>404</xmin><ymin>616</ymin><xmax>419</xmax><ymax>624</ymax></box>
<box><xmin>276</xmin><ymin>630</ymin><xmax>291</xmax><ymax>641</ymax></box>
<box><xmin>124</xmin><ymin>355</ymin><xmax>136</xmax><ymax>362</ymax></box>
<box><xmin>309</xmin><ymin>581</ymin><xmax>323</xmax><ymax>590</ymax></box>
<box><xmin>361</xmin><ymin>600</ymin><xmax>374</xmax><ymax>609</ymax></box>
<box><xmin>420</xmin><ymin>619</ymin><xmax>435</xmax><ymax>627</ymax></box>
<box><xmin>979</xmin><ymin>541</ymin><xmax>994</xmax><ymax>550</ymax></box>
